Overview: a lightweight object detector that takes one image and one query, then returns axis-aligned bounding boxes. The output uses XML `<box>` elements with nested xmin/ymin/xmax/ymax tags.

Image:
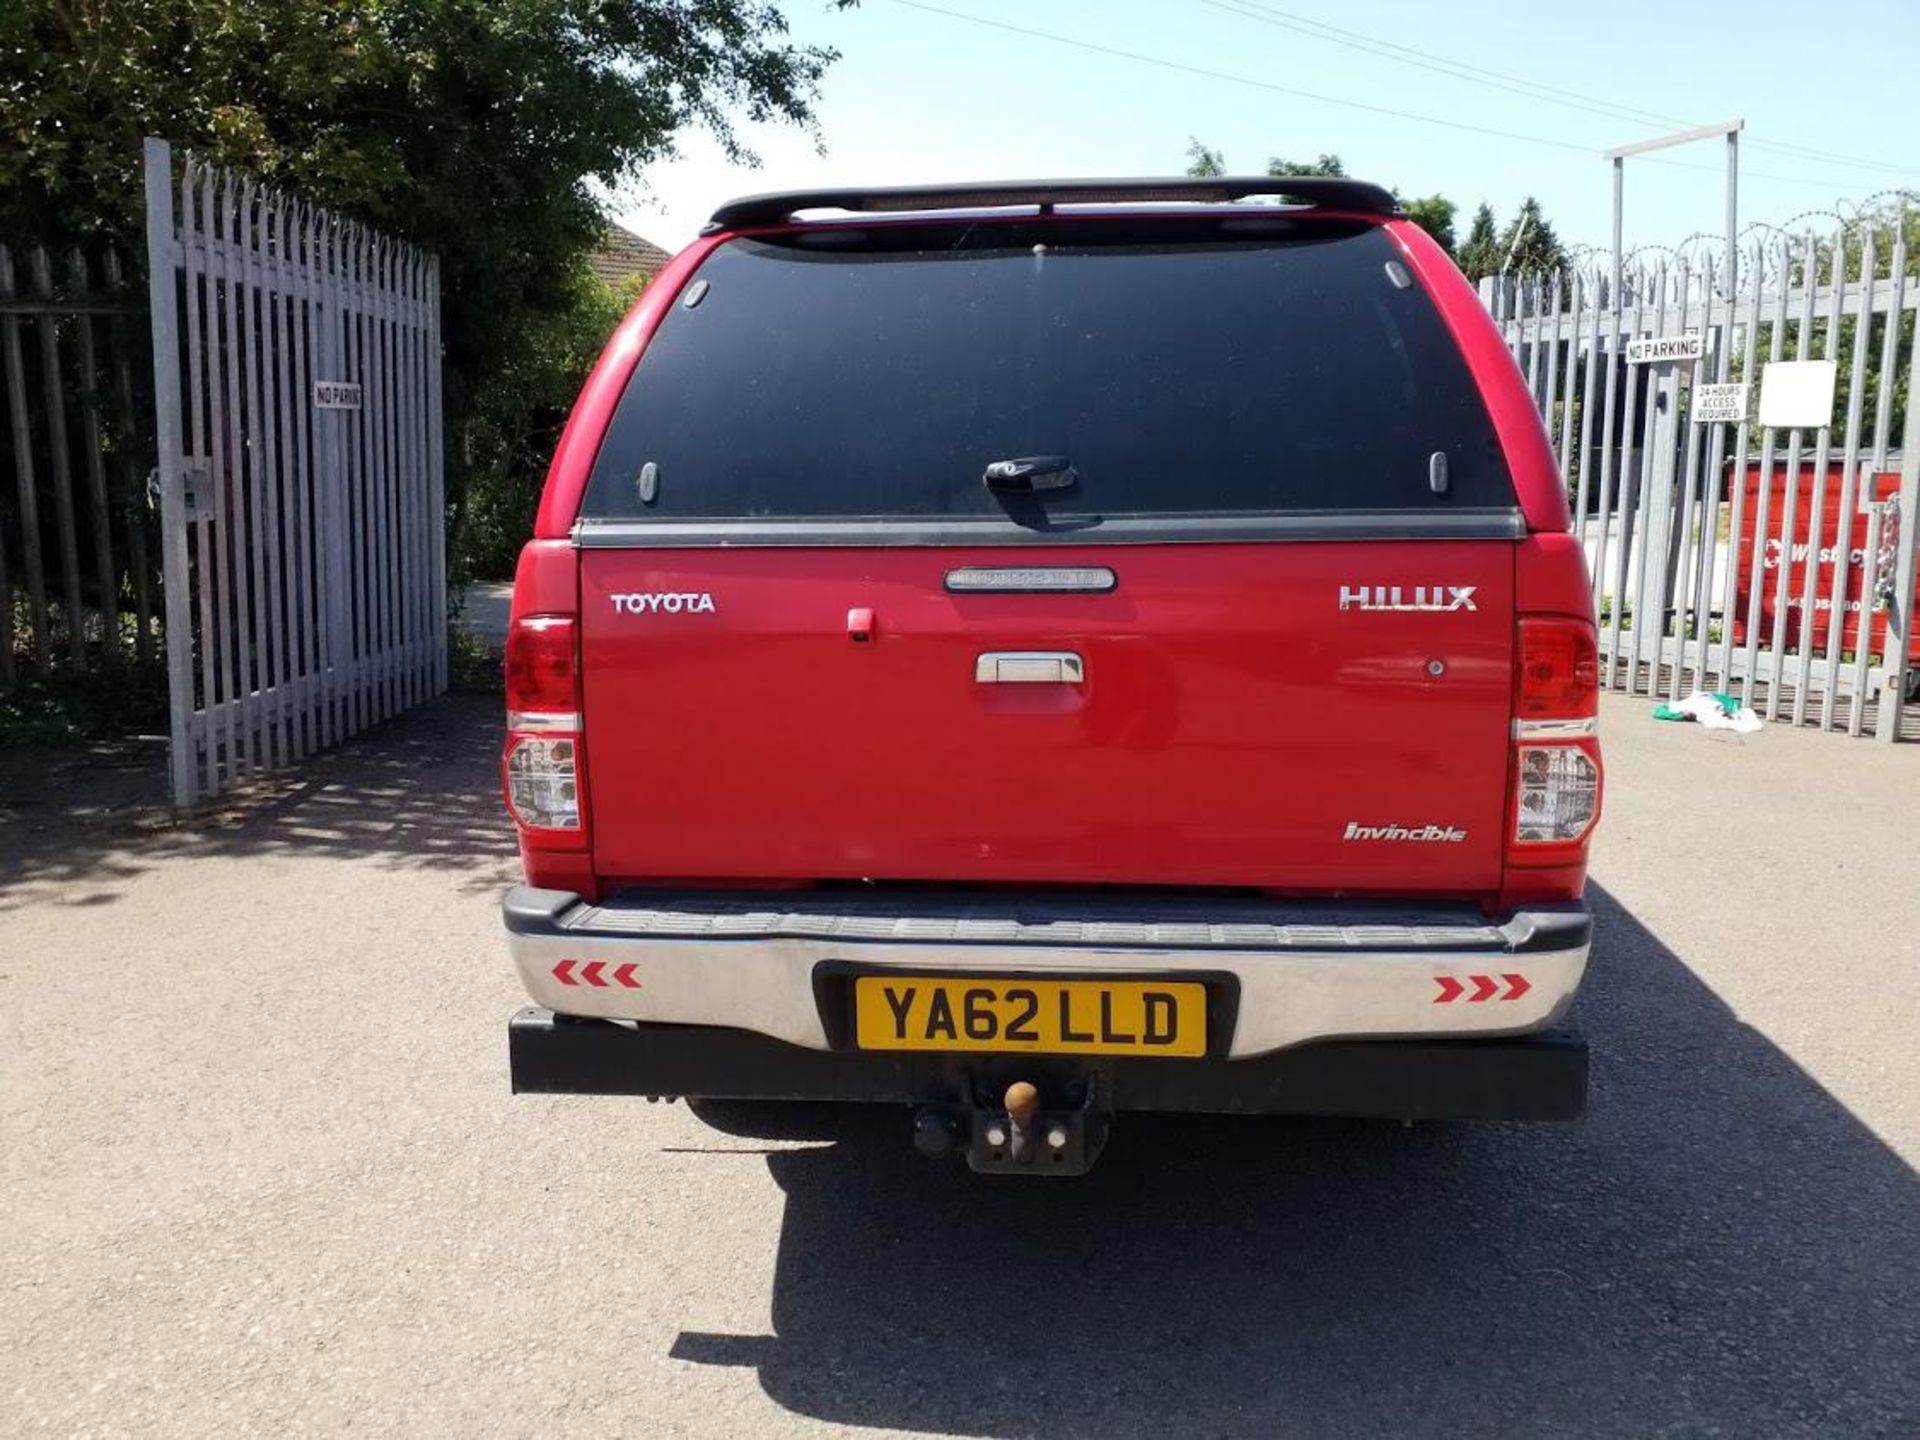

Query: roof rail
<box><xmin>705</xmin><ymin>176</ymin><xmax>1401</xmax><ymax>232</ymax></box>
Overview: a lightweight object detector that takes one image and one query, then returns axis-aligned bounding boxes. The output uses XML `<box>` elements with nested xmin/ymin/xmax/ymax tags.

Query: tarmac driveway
<box><xmin>1</xmin><ymin>693</ymin><xmax>1915</xmax><ymax>1436</ymax></box>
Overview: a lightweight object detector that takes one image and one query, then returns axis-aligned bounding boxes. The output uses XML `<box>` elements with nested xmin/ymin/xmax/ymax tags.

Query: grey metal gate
<box><xmin>1489</xmin><ymin>214</ymin><xmax>1920</xmax><ymax>741</ymax></box>
<box><xmin>142</xmin><ymin>137</ymin><xmax>446</xmax><ymax>806</ymax></box>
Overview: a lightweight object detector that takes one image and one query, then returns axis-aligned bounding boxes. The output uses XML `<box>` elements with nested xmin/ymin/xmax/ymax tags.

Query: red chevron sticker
<box><xmin>1434</xmin><ymin>973</ymin><xmax>1532</xmax><ymax>1003</ymax></box>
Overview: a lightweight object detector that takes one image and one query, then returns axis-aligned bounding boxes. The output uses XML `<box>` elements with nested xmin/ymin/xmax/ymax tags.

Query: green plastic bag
<box><xmin>1652</xmin><ymin>690</ymin><xmax>1738</xmax><ymax>722</ymax></box>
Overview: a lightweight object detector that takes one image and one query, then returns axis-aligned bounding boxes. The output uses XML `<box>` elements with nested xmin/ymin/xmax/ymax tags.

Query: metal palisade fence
<box><xmin>0</xmin><ymin>241</ymin><xmax>157</xmax><ymax>679</ymax></box>
<box><xmin>1489</xmin><ymin>212</ymin><xmax>1920</xmax><ymax>742</ymax></box>
<box><xmin>143</xmin><ymin>137</ymin><xmax>447</xmax><ymax>806</ymax></box>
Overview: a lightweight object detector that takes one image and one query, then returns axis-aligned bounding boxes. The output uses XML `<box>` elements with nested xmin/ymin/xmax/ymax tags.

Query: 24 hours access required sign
<box><xmin>1690</xmin><ymin>382</ymin><xmax>1750</xmax><ymax>424</ymax></box>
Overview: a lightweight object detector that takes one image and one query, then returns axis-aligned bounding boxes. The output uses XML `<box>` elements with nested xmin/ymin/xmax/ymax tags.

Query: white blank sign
<box><xmin>1758</xmin><ymin>360</ymin><xmax>1836</xmax><ymax>429</ymax></box>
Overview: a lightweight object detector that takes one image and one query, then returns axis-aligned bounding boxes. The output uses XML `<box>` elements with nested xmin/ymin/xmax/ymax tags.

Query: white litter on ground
<box><xmin>1652</xmin><ymin>691</ymin><xmax>1763</xmax><ymax>733</ymax></box>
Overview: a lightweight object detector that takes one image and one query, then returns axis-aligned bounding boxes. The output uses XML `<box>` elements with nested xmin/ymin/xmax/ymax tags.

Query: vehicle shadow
<box><xmin>0</xmin><ymin>693</ymin><xmax>515</xmax><ymax>910</ymax></box>
<box><xmin>670</xmin><ymin>884</ymin><xmax>1919</xmax><ymax>1436</ymax></box>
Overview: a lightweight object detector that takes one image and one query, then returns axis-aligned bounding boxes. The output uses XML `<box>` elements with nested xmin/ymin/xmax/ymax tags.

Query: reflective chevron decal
<box><xmin>1433</xmin><ymin>973</ymin><xmax>1530</xmax><ymax>1004</ymax></box>
<box><xmin>552</xmin><ymin>958</ymin><xmax>641</xmax><ymax>989</ymax></box>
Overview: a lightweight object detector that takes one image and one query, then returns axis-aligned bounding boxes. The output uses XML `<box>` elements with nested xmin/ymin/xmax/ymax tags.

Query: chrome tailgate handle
<box><xmin>975</xmin><ymin>651</ymin><xmax>1084</xmax><ymax>684</ymax></box>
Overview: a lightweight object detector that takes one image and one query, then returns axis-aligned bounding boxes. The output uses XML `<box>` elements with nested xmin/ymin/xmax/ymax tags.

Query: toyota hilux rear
<box><xmin>501</xmin><ymin>178</ymin><xmax>1602</xmax><ymax>1173</ymax></box>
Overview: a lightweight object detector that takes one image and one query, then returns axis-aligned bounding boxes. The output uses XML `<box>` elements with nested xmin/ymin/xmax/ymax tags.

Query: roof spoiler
<box><xmin>705</xmin><ymin>176</ymin><xmax>1402</xmax><ymax>232</ymax></box>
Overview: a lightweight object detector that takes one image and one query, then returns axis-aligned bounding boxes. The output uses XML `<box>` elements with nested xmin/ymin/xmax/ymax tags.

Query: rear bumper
<box><xmin>508</xmin><ymin>1010</ymin><xmax>1589</xmax><ymax>1122</ymax></box>
<box><xmin>503</xmin><ymin>886</ymin><xmax>1591</xmax><ymax>1058</ymax></box>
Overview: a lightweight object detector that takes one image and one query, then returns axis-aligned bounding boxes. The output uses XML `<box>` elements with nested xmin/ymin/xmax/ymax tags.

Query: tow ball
<box><xmin>912</xmin><ymin>1079</ymin><xmax>1111</xmax><ymax>1176</ymax></box>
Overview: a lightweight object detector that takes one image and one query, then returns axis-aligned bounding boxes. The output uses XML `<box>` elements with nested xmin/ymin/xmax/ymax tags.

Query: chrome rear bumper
<box><xmin>504</xmin><ymin>887</ymin><xmax>1590</xmax><ymax>1059</ymax></box>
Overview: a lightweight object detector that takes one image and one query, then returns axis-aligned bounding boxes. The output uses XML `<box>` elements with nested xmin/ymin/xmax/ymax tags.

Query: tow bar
<box><xmin>913</xmin><ymin>1077</ymin><xmax>1111</xmax><ymax>1176</ymax></box>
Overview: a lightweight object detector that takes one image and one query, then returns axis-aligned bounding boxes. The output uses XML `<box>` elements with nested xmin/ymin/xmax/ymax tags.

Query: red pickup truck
<box><xmin>501</xmin><ymin>178</ymin><xmax>1601</xmax><ymax>1174</ymax></box>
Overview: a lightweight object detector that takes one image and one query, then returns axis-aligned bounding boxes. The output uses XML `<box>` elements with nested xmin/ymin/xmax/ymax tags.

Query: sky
<box><xmin>612</xmin><ymin>0</ymin><xmax>1919</xmax><ymax>261</ymax></box>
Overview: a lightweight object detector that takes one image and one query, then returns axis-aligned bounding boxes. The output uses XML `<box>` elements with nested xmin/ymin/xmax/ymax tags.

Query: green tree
<box><xmin>1182</xmin><ymin>144</ymin><xmax>1457</xmax><ymax>256</ymax></box>
<box><xmin>1456</xmin><ymin>202</ymin><xmax>1500</xmax><ymax>280</ymax></box>
<box><xmin>1399</xmin><ymin>194</ymin><xmax>1456</xmax><ymax>256</ymax></box>
<box><xmin>0</xmin><ymin>0</ymin><xmax>840</xmax><ymax>577</ymax></box>
<box><xmin>1767</xmin><ymin>200</ymin><xmax>1917</xmax><ymax>454</ymax></box>
<box><xmin>459</xmin><ymin>268</ymin><xmax>642</xmax><ymax>578</ymax></box>
<box><xmin>1185</xmin><ymin>145</ymin><xmax>1347</xmax><ymax>179</ymax></box>
<box><xmin>1496</xmin><ymin>195</ymin><xmax>1565</xmax><ymax>275</ymax></box>
<box><xmin>1267</xmin><ymin>154</ymin><xmax>1346</xmax><ymax>178</ymax></box>
<box><xmin>1185</xmin><ymin>138</ymin><xmax>1226</xmax><ymax>178</ymax></box>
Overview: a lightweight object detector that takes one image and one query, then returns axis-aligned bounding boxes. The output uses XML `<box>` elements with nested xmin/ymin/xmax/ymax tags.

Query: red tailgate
<box><xmin>580</xmin><ymin>542</ymin><xmax>1514</xmax><ymax>893</ymax></box>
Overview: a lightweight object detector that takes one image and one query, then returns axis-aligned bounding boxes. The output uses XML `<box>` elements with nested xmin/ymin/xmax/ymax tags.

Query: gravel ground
<box><xmin>2</xmin><ymin>692</ymin><xmax>1915</xmax><ymax>1437</ymax></box>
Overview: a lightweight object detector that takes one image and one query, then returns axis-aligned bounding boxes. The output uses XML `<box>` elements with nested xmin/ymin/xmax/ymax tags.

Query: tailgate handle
<box><xmin>976</xmin><ymin>651</ymin><xmax>1085</xmax><ymax>684</ymax></box>
<box><xmin>983</xmin><ymin>455</ymin><xmax>1077</xmax><ymax>493</ymax></box>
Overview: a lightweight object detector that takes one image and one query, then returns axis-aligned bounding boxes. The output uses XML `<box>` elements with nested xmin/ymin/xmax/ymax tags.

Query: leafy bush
<box><xmin>455</xmin><ymin>271</ymin><xmax>641</xmax><ymax>580</ymax></box>
<box><xmin>0</xmin><ymin>659</ymin><xmax>168</xmax><ymax>747</ymax></box>
<box><xmin>447</xmin><ymin>625</ymin><xmax>504</xmax><ymax>695</ymax></box>
<box><xmin>1</xmin><ymin>0</ymin><xmax>839</xmax><ymax>579</ymax></box>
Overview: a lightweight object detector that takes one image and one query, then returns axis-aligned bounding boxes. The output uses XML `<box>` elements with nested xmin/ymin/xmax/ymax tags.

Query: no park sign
<box><xmin>1625</xmin><ymin>333</ymin><xmax>1705</xmax><ymax>365</ymax></box>
<box><xmin>1620</xmin><ymin>332</ymin><xmax>1752</xmax><ymax>424</ymax></box>
<box><xmin>313</xmin><ymin>380</ymin><xmax>363</xmax><ymax>410</ymax></box>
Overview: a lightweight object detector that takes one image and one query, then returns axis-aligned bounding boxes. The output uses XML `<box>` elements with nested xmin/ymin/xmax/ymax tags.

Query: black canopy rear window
<box><xmin>578</xmin><ymin>218</ymin><xmax>1514</xmax><ymax>531</ymax></box>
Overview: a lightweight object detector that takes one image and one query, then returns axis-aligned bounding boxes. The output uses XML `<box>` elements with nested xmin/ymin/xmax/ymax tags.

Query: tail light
<box><xmin>1508</xmin><ymin>616</ymin><xmax>1601</xmax><ymax>863</ymax></box>
<box><xmin>504</xmin><ymin>615</ymin><xmax>587</xmax><ymax>847</ymax></box>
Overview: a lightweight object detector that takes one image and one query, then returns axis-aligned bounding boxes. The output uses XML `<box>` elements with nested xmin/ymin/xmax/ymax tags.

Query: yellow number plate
<box><xmin>852</xmin><ymin>976</ymin><xmax>1207</xmax><ymax>1057</ymax></box>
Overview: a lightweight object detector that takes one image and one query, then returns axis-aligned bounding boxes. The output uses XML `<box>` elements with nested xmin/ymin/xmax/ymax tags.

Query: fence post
<box><xmin>104</xmin><ymin>249</ymin><xmax>155</xmax><ymax>665</ymax></box>
<box><xmin>1875</xmin><ymin>319</ymin><xmax>1920</xmax><ymax>742</ymax></box>
<box><xmin>68</xmin><ymin>249</ymin><xmax>121</xmax><ymax>667</ymax></box>
<box><xmin>0</xmin><ymin>407</ymin><xmax>9</xmax><ymax>683</ymax></box>
<box><xmin>1</xmin><ymin>245</ymin><xmax>53</xmax><ymax>671</ymax></box>
<box><xmin>143</xmin><ymin>136</ymin><xmax>197</xmax><ymax>808</ymax></box>
<box><xmin>318</xmin><ymin>216</ymin><xmax>352</xmax><ymax>741</ymax></box>
<box><xmin>1635</xmin><ymin>359</ymin><xmax>1685</xmax><ymax>676</ymax></box>
<box><xmin>29</xmin><ymin>247</ymin><xmax>88</xmax><ymax>663</ymax></box>
<box><xmin>426</xmin><ymin>253</ymin><xmax>446</xmax><ymax>694</ymax></box>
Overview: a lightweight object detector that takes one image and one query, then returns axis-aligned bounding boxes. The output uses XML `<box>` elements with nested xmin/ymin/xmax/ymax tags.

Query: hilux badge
<box><xmin>611</xmin><ymin>591</ymin><xmax>716</xmax><ymax>615</ymax></box>
<box><xmin>1338</xmin><ymin>585</ymin><xmax>1476</xmax><ymax>613</ymax></box>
